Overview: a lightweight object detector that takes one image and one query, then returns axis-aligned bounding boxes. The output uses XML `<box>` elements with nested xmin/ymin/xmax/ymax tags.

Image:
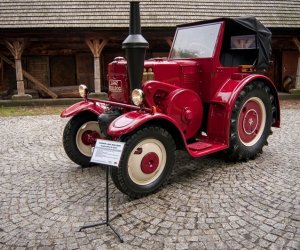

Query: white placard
<box><xmin>90</xmin><ymin>139</ymin><xmax>125</xmax><ymax>167</ymax></box>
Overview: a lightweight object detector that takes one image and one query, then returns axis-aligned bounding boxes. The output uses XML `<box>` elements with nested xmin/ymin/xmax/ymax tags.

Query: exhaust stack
<box><xmin>122</xmin><ymin>1</ymin><xmax>149</xmax><ymax>95</ymax></box>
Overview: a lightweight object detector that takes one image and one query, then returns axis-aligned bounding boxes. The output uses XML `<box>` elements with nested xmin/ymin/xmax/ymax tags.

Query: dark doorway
<box><xmin>50</xmin><ymin>56</ymin><xmax>76</xmax><ymax>87</ymax></box>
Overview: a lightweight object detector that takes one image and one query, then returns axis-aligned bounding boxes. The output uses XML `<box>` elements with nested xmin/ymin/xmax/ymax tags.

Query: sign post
<box><xmin>79</xmin><ymin>139</ymin><xmax>125</xmax><ymax>243</ymax></box>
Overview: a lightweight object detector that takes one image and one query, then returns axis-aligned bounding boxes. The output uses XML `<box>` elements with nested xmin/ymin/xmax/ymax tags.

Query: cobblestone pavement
<box><xmin>0</xmin><ymin>108</ymin><xmax>299</xmax><ymax>250</ymax></box>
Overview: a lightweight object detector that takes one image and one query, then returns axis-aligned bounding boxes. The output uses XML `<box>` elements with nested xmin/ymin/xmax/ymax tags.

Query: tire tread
<box><xmin>111</xmin><ymin>126</ymin><xmax>175</xmax><ymax>198</ymax></box>
<box><xmin>63</xmin><ymin>113</ymin><xmax>98</xmax><ymax>167</ymax></box>
<box><xmin>227</xmin><ymin>81</ymin><xmax>273</xmax><ymax>161</ymax></box>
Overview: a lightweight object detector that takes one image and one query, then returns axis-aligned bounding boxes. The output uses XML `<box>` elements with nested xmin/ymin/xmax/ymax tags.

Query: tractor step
<box><xmin>186</xmin><ymin>141</ymin><xmax>228</xmax><ymax>158</ymax></box>
<box><xmin>188</xmin><ymin>142</ymin><xmax>212</xmax><ymax>150</ymax></box>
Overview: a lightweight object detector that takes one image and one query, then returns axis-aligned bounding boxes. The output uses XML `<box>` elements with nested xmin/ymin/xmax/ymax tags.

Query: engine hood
<box><xmin>107</xmin><ymin>57</ymin><xmax>200</xmax><ymax>103</ymax></box>
<box><xmin>144</xmin><ymin>58</ymin><xmax>199</xmax><ymax>88</ymax></box>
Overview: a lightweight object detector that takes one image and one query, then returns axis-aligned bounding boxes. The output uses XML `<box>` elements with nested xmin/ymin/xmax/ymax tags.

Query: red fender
<box><xmin>60</xmin><ymin>100</ymin><xmax>106</xmax><ymax>118</ymax></box>
<box><xmin>107</xmin><ymin>111</ymin><xmax>185</xmax><ymax>139</ymax></box>
<box><xmin>207</xmin><ymin>74</ymin><xmax>280</xmax><ymax>145</ymax></box>
<box><xmin>142</xmin><ymin>80</ymin><xmax>203</xmax><ymax>139</ymax></box>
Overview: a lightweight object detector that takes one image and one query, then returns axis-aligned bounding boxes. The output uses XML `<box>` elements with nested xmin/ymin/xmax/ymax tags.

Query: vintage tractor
<box><xmin>61</xmin><ymin>2</ymin><xmax>280</xmax><ymax>198</ymax></box>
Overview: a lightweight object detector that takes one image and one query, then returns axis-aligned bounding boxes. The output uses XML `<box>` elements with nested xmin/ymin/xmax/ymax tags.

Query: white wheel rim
<box><xmin>76</xmin><ymin>121</ymin><xmax>101</xmax><ymax>157</ymax></box>
<box><xmin>238</xmin><ymin>97</ymin><xmax>266</xmax><ymax>147</ymax></box>
<box><xmin>128</xmin><ymin>139</ymin><xmax>167</xmax><ymax>185</ymax></box>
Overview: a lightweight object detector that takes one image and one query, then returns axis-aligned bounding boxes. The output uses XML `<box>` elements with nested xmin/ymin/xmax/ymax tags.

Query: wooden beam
<box><xmin>0</xmin><ymin>58</ymin><xmax>3</xmax><ymax>90</ymax></box>
<box><xmin>166</xmin><ymin>38</ymin><xmax>173</xmax><ymax>47</ymax></box>
<box><xmin>4</xmin><ymin>39</ymin><xmax>27</xmax><ymax>60</ymax></box>
<box><xmin>4</xmin><ymin>39</ymin><xmax>27</xmax><ymax>96</ymax></box>
<box><xmin>86</xmin><ymin>39</ymin><xmax>108</xmax><ymax>93</ymax></box>
<box><xmin>22</xmin><ymin>70</ymin><xmax>58</xmax><ymax>98</ymax></box>
<box><xmin>0</xmin><ymin>53</ymin><xmax>58</xmax><ymax>98</ymax></box>
<box><xmin>49</xmin><ymin>85</ymin><xmax>80</xmax><ymax>98</ymax></box>
<box><xmin>86</xmin><ymin>39</ymin><xmax>108</xmax><ymax>57</ymax></box>
<box><xmin>293</xmin><ymin>38</ymin><xmax>300</xmax><ymax>51</ymax></box>
<box><xmin>292</xmin><ymin>38</ymin><xmax>300</xmax><ymax>89</ymax></box>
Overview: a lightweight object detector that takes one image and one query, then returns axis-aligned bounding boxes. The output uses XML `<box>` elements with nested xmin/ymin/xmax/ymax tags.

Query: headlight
<box><xmin>131</xmin><ymin>89</ymin><xmax>144</xmax><ymax>106</ymax></box>
<box><xmin>79</xmin><ymin>84</ymin><xmax>88</xmax><ymax>98</ymax></box>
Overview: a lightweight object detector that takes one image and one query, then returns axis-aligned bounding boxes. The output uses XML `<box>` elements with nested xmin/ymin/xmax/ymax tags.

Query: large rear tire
<box><xmin>228</xmin><ymin>81</ymin><xmax>273</xmax><ymax>161</ymax></box>
<box><xmin>111</xmin><ymin>126</ymin><xmax>175</xmax><ymax>198</ymax></box>
<box><xmin>63</xmin><ymin>113</ymin><xmax>102</xmax><ymax>167</ymax></box>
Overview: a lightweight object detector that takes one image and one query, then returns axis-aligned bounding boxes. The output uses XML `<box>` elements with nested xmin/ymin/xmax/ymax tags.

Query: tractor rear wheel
<box><xmin>228</xmin><ymin>81</ymin><xmax>273</xmax><ymax>161</ymax></box>
<box><xmin>110</xmin><ymin>126</ymin><xmax>175</xmax><ymax>198</ymax></box>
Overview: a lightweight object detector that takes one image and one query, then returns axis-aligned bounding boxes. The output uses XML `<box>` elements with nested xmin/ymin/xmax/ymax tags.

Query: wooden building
<box><xmin>0</xmin><ymin>0</ymin><xmax>300</xmax><ymax>99</ymax></box>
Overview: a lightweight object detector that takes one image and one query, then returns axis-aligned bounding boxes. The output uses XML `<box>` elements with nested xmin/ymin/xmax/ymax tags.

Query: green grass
<box><xmin>0</xmin><ymin>105</ymin><xmax>68</xmax><ymax>117</ymax></box>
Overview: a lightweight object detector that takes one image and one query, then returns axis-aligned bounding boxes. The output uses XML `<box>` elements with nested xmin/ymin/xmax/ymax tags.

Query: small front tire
<box><xmin>63</xmin><ymin>113</ymin><xmax>102</xmax><ymax>167</ymax></box>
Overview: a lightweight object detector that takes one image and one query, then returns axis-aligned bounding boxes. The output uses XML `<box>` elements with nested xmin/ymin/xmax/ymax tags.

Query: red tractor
<box><xmin>61</xmin><ymin>2</ymin><xmax>280</xmax><ymax>198</ymax></box>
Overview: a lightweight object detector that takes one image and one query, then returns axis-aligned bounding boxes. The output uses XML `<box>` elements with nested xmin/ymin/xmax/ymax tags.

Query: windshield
<box><xmin>170</xmin><ymin>23</ymin><xmax>221</xmax><ymax>59</ymax></box>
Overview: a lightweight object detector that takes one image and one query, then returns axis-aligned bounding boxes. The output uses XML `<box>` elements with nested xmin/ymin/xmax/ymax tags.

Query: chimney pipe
<box><xmin>122</xmin><ymin>1</ymin><xmax>149</xmax><ymax>96</ymax></box>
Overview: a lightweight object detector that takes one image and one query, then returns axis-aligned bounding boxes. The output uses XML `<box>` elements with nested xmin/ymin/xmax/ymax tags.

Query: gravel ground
<box><xmin>0</xmin><ymin>105</ymin><xmax>299</xmax><ymax>249</ymax></box>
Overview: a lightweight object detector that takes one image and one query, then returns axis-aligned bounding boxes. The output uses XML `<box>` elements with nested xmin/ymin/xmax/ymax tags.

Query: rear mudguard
<box><xmin>207</xmin><ymin>74</ymin><xmax>280</xmax><ymax>145</ymax></box>
<box><xmin>107</xmin><ymin>111</ymin><xmax>185</xmax><ymax>141</ymax></box>
<box><xmin>60</xmin><ymin>100</ymin><xmax>107</xmax><ymax>118</ymax></box>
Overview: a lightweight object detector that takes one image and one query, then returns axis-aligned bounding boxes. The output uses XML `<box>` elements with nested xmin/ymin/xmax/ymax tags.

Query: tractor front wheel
<box><xmin>111</xmin><ymin>126</ymin><xmax>175</xmax><ymax>198</ymax></box>
<box><xmin>228</xmin><ymin>81</ymin><xmax>273</xmax><ymax>161</ymax></box>
<box><xmin>63</xmin><ymin>113</ymin><xmax>102</xmax><ymax>167</ymax></box>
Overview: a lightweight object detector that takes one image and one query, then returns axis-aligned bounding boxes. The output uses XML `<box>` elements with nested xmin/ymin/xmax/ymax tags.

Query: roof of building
<box><xmin>0</xmin><ymin>0</ymin><xmax>299</xmax><ymax>29</ymax></box>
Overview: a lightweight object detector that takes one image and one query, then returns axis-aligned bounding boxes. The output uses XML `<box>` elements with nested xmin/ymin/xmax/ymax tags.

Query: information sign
<box><xmin>90</xmin><ymin>139</ymin><xmax>125</xmax><ymax>167</ymax></box>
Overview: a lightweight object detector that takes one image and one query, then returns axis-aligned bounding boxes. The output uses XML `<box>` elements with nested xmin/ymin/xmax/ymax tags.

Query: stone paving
<box><xmin>0</xmin><ymin>108</ymin><xmax>299</xmax><ymax>250</ymax></box>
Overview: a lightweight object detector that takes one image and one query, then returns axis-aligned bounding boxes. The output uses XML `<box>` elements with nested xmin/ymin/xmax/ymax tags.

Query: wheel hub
<box><xmin>238</xmin><ymin>98</ymin><xmax>265</xmax><ymax>146</ymax></box>
<box><xmin>242</xmin><ymin>109</ymin><xmax>259</xmax><ymax>135</ymax></box>
<box><xmin>141</xmin><ymin>152</ymin><xmax>159</xmax><ymax>174</ymax></box>
<box><xmin>127</xmin><ymin>138</ymin><xmax>166</xmax><ymax>186</ymax></box>
<box><xmin>81</xmin><ymin>130</ymin><xmax>100</xmax><ymax>146</ymax></box>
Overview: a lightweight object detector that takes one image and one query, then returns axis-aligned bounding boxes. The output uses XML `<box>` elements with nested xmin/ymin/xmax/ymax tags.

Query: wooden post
<box><xmin>94</xmin><ymin>56</ymin><xmax>101</xmax><ymax>93</ymax></box>
<box><xmin>0</xmin><ymin>58</ymin><xmax>3</xmax><ymax>91</ymax></box>
<box><xmin>4</xmin><ymin>39</ymin><xmax>32</xmax><ymax>99</ymax></box>
<box><xmin>86</xmin><ymin>39</ymin><xmax>108</xmax><ymax>96</ymax></box>
<box><xmin>292</xmin><ymin>38</ymin><xmax>300</xmax><ymax>89</ymax></box>
<box><xmin>0</xmin><ymin>53</ymin><xmax>58</xmax><ymax>98</ymax></box>
<box><xmin>166</xmin><ymin>38</ymin><xmax>173</xmax><ymax>47</ymax></box>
